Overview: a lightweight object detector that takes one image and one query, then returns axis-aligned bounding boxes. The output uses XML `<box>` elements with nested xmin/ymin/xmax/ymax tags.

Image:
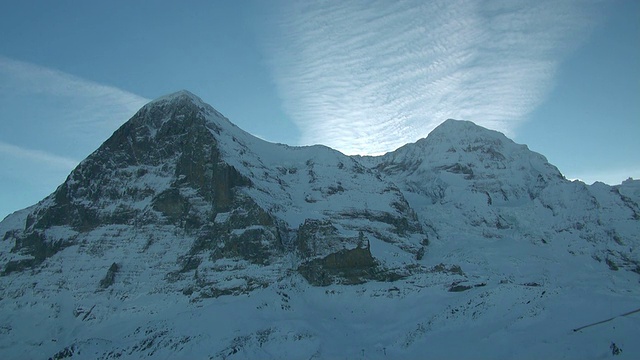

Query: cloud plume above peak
<box><xmin>264</xmin><ymin>0</ymin><xmax>602</xmax><ymax>155</ymax></box>
<box><xmin>0</xmin><ymin>55</ymin><xmax>150</xmax><ymax>220</ymax></box>
<box><xmin>0</xmin><ymin>55</ymin><xmax>149</xmax><ymax>160</ymax></box>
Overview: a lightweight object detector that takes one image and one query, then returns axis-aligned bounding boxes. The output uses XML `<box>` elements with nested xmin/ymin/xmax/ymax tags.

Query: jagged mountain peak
<box><xmin>16</xmin><ymin>91</ymin><xmax>254</xmax><ymax>235</ymax></box>
<box><xmin>422</xmin><ymin>118</ymin><xmax>513</xmax><ymax>149</ymax></box>
<box><xmin>3</xmin><ymin>90</ymin><xmax>425</xmax><ymax>283</ymax></box>
<box><xmin>416</xmin><ymin>119</ymin><xmax>518</xmax><ymax>152</ymax></box>
<box><xmin>152</xmin><ymin>89</ymin><xmax>201</xmax><ymax>101</ymax></box>
<box><xmin>140</xmin><ymin>89</ymin><xmax>213</xmax><ymax>120</ymax></box>
<box><xmin>147</xmin><ymin>89</ymin><xmax>204</xmax><ymax>106</ymax></box>
<box><xmin>368</xmin><ymin>119</ymin><xmax>562</xmax><ymax>182</ymax></box>
<box><xmin>130</xmin><ymin>89</ymin><xmax>230</xmax><ymax>134</ymax></box>
<box><xmin>431</xmin><ymin>118</ymin><xmax>487</xmax><ymax>132</ymax></box>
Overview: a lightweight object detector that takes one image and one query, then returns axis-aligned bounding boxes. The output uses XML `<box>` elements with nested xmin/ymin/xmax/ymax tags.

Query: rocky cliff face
<box><xmin>0</xmin><ymin>91</ymin><xmax>426</xmax><ymax>298</ymax></box>
<box><xmin>0</xmin><ymin>91</ymin><xmax>638</xmax><ymax>359</ymax></box>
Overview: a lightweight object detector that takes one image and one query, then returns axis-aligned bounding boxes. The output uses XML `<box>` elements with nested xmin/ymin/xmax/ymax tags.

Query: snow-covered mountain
<box><xmin>1</xmin><ymin>91</ymin><xmax>638</xmax><ymax>359</ymax></box>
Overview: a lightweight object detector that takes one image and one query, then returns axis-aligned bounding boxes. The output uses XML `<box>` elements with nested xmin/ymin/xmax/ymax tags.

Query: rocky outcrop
<box><xmin>2</xmin><ymin>92</ymin><xmax>266</xmax><ymax>278</ymax></box>
<box><xmin>298</xmin><ymin>245</ymin><xmax>376</xmax><ymax>286</ymax></box>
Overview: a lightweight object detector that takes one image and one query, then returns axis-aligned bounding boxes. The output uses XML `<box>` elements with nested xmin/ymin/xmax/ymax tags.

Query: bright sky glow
<box><xmin>0</xmin><ymin>0</ymin><xmax>638</xmax><ymax>220</ymax></box>
<box><xmin>265</xmin><ymin>0</ymin><xmax>600</xmax><ymax>155</ymax></box>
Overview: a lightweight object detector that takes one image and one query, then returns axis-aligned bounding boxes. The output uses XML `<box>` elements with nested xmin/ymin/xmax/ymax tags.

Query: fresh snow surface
<box><xmin>1</xmin><ymin>228</ymin><xmax>638</xmax><ymax>359</ymax></box>
<box><xmin>0</xmin><ymin>92</ymin><xmax>638</xmax><ymax>359</ymax></box>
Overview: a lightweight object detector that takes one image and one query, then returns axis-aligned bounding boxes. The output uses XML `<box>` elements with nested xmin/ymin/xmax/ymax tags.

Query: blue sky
<box><xmin>0</xmin><ymin>0</ymin><xmax>638</xmax><ymax>220</ymax></box>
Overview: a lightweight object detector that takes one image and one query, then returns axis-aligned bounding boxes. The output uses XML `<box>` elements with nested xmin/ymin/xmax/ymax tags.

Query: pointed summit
<box><xmin>433</xmin><ymin>118</ymin><xmax>482</xmax><ymax>131</ymax></box>
<box><xmin>2</xmin><ymin>89</ymin><xmax>428</xmax><ymax>293</ymax></box>
<box><xmin>367</xmin><ymin>118</ymin><xmax>564</xmax><ymax>207</ymax></box>
<box><xmin>159</xmin><ymin>89</ymin><xmax>200</xmax><ymax>100</ymax></box>
<box><xmin>146</xmin><ymin>89</ymin><xmax>208</xmax><ymax>108</ymax></box>
<box><xmin>424</xmin><ymin>119</ymin><xmax>510</xmax><ymax>147</ymax></box>
<box><xmin>127</xmin><ymin>89</ymin><xmax>228</xmax><ymax>133</ymax></box>
<box><xmin>378</xmin><ymin>118</ymin><xmax>560</xmax><ymax>176</ymax></box>
<box><xmin>19</xmin><ymin>90</ymin><xmax>253</xmax><ymax>236</ymax></box>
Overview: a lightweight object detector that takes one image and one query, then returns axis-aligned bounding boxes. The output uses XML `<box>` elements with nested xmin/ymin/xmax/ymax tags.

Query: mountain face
<box><xmin>358</xmin><ymin>119</ymin><xmax>639</xmax><ymax>268</ymax></box>
<box><xmin>1</xmin><ymin>91</ymin><xmax>638</xmax><ymax>359</ymax></box>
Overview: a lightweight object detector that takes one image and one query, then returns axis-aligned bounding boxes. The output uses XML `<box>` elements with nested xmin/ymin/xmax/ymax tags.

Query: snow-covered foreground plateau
<box><xmin>1</xmin><ymin>91</ymin><xmax>638</xmax><ymax>359</ymax></box>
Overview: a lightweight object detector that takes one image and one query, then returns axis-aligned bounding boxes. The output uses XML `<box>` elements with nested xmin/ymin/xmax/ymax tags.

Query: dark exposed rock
<box><xmin>99</xmin><ymin>262</ymin><xmax>120</xmax><ymax>289</ymax></box>
<box><xmin>2</xmin><ymin>258</ymin><xmax>38</xmax><ymax>276</ymax></box>
<box><xmin>430</xmin><ymin>263</ymin><xmax>464</xmax><ymax>276</ymax></box>
<box><xmin>152</xmin><ymin>188</ymin><xmax>190</xmax><ymax>223</ymax></box>
<box><xmin>448</xmin><ymin>282</ymin><xmax>485</xmax><ymax>292</ymax></box>
<box><xmin>336</xmin><ymin>208</ymin><xmax>421</xmax><ymax>236</ymax></box>
<box><xmin>297</xmin><ymin>244</ymin><xmax>408</xmax><ymax>286</ymax></box>
<box><xmin>187</xmin><ymin>196</ymin><xmax>283</xmax><ymax>266</ymax></box>
<box><xmin>5</xmin><ymin>91</ymin><xmax>260</xmax><ymax>275</ymax></box>
<box><xmin>2</xmin><ymin>231</ymin><xmax>71</xmax><ymax>276</ymax></box>
<box><xmin>49</xmin><ymin>344</ymin><xmax>76</xmax><ymax>360</ymax></box>
<box><xmin>298</xmin><ymin>246</ymin><xmax>377</xmax><ymax>286</ymax></box>
<box><xmin>448</xmin><ymin>284</ymin><xmax>473</xmax><ymax>292</ymax></box>
<box><xmin>296</xmin><ymin>222</ymin><xmax>409</xmax><ymax>286</ymax></box>
<box><xmin>296</xmin><ymin>219</ymin><xmax>344</xmax><ymax>259</ymax></box>
<box><xmin>29</xmin><ymin>184</ymin><xmax>101</xmax><ymax>232</ymax></box>
<box><xmin>1</xmin><ymin>91</ymin><xmax>434</xmax><ymax>292</ymax></box>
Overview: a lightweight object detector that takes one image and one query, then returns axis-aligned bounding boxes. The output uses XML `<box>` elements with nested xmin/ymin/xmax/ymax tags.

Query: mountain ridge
<box><xmin>0</xmin><ymin>91</ymin><xmax>638</xmax><ymax>359</ymax></box>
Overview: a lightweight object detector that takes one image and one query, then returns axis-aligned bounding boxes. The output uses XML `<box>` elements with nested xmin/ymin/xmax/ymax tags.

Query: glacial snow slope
<box><xmin>0</xmin><ymin>91</ymin><xmax>638</xmax><ymax>359</ymax></box>
<box><xmin>357</xmin><ymin>119</ymin><xmax>639</xmax><ymax>273</ymax></box>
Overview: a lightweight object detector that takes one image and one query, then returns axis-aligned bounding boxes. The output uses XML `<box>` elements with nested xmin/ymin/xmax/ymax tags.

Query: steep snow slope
<box><xmin>358</xmin><ymin>119</ymin><xmax>639</xmax><ymax>271</ymax></box>
<box><xmin>0</xmin><ymin>92</ymin><xmax>638</xmax><ymax>359</ymax></box>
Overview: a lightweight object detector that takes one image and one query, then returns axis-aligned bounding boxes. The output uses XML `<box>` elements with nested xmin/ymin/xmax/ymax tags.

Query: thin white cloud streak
<box><xmin>264</xmin><ymin>0</ymin><xmax>602</xmax><ymax>155</ymax></box>
<box><xmin>0</xmin><ymin>56</ymin><xmax>150</xmax><ymax>219</ymax></box>
<box><xmin>0</xmin><ymin>141</ymin><xmax>78</xmax><ymax>170</ymax></box>
<box><xmin>0</xmin><ymin>55</ymin><xmax>148</xmax><ymax>116</ymax></box>
<box><xmin>0</xmin><ymin>55</ymin><xmax>149</xmax><ymax>160</ymax></box>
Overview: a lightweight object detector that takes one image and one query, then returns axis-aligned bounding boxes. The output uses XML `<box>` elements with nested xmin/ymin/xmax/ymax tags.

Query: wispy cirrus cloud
<box><xmin>0</xmin><ymin>56</ymin><xmax>150</xmax><ymax>219</ymax></box>
<box><xmin>264</xmin><ymin>0</ymin><xmax>602</xmax><ymax>155</ymax></box>
<box><xmin>0</xmin><ymin>141</ymin><xmax>78</xmax><ymax>170</ymax></box>
<box><xmin>0</xmin><ymin>55</ymin><xmax>147</xmax><ymax>112</ymax></box>
<box><xmin>0</xmin><ymin>55</ymin><xmax>149</xmax><ymax>159</ymax></box>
